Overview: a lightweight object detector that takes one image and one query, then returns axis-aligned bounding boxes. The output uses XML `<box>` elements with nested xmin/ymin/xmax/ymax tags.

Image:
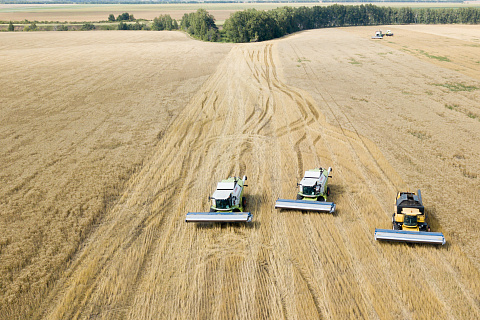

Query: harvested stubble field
<box><xmin>1</xmin><ymin>25</ymin><xmax>480</xmax><ymax>319</ymax></box>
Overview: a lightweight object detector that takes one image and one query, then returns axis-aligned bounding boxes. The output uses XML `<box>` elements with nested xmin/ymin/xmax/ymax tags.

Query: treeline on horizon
<box><xmin>180</xmin><ymin>4</ymin><xmax>480</xmax><ymax>42</ymax></box>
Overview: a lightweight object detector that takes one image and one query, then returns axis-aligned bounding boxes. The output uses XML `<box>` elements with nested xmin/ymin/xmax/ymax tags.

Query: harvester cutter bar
<box><xmin>374</xmin><ymin>228</ymin><xmax>445</xmax><ymax>245</ymax></box>
<box><xmin>275</xmin><ymin>199</ymin><xmax>336</xmax><ymax>213</ymax></box>
<box><xmin>185</xmin><ymin>212</ymin><xmax>252</xmax><ymax>223</ymax></box>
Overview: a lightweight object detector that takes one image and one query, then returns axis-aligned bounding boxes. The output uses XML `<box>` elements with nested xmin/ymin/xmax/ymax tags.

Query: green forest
<box><xmin>180</xmin><ymin>4</ymin><xmax>480</xmax><ymax>42</ymax></box>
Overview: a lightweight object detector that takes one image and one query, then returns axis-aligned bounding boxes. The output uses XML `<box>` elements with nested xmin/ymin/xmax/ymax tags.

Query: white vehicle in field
<box><xmin>275</xmin><ymin>167</ymin><xmax>336</xmax><ymax>213</ymax></box>
<box><xmin>186</xmin><ymin>175</ymin><xmax>252</xmax><ymax>223</ymax></box>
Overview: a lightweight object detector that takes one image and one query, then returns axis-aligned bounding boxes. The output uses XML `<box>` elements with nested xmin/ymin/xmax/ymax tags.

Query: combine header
<box><xmin>275</xmin><ymin>167</ymin><xmax>336</xmax><ymax>213</ymax></box>
<box><xmin>375</xmin><ymin>190</ymin><xmax>445</xmax><ymax>245</ymax></box>
<box><xmin>186</xmin><ymin>175</ymin><xmax>252</xmax><ymax>223</ymax></box>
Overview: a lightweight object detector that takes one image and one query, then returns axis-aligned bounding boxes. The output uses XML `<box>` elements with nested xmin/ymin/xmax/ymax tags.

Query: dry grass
<box><xmin>1</xmin><ymin>26</ymin><xmax>480</xmax><ymax>319</ymax></box>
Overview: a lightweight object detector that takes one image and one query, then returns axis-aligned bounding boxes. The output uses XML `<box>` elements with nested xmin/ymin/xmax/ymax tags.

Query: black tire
<box><xmin>210</xmin><ymin>207</ymin><xmax>215</xmax><ymax>212</ymax></box>
<box><xmin>326</xmin><ymin>187</ymin><xmax>331</xmax><ymax>197</ymax></box>
<box><xmin>233</xmin><ymin>208</ymin><xmax>241</xmax><ymax>212</ymax></box>
<box><xmin>393</xmin><ymin>223</ymin><xmax>401</xmax><ymax>230</ymax></box>
<box><xmin>242</xmin><ymin>196</ymin><xmax>246</xmax><ymax>208</ymax></box>
<box><xmin>296</xmin><ymin>194</ymin><xmax>303</xmax><ymax>200</ymax></box>
<box><xmin>317</xmin><ymin>196</ymin><xmax>325</xmax><ymax>202</ymax></box>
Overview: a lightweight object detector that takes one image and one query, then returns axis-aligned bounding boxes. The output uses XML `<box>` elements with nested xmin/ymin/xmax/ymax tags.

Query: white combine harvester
<box><xmin>275</xmin><ymin>167</ymin><xmax>336</xmax><ymax>213</ymax></box>
<box><xmin>371</xmin><ymin>30</ymin><xmax>383</xmax><ymax>39</ymax></box>
<box><xmin>185</xmin><ymin>175</ymin><xmax>252</xmax><ymax>223</ymax></box>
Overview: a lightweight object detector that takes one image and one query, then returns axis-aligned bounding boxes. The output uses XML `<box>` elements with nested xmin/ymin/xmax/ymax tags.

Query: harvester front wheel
<box><xmin>296</xmin><ymin>194</ymin><xmax>303</xmax><ymax>200</ymax></box>
<box><xmin>242</xmin><ymin>197</ymin><xmax>246</xmax><ymax>208</ymax></box>
<box><xmin>326</xmin><ymin>187</ymin><xmax>331</xmax><ymax>196</ymax></box>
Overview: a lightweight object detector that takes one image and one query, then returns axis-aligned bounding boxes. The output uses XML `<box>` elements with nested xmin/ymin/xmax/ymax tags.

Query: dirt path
<box><xmin>41</xmin><ymin>31</ymin><xmax>480</xmax><ymax>319</ymax></box>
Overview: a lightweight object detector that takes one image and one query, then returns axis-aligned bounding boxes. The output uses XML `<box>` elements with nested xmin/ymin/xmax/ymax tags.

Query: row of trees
<box><xmin>222</xmin><ymin>5</ymin><xmax>480</xmax><ymax>42</ymax></box>
<box><xmin>179</xmin><ymin>9</ymin><xmax>219</xmax><ymax>42</ymax></box>
<box><xmin>117</xmin><ymin>21</ymin><xmax>148</xmax><ymax>30</ymax></box>
<box><xmin>108</xmin><ymin>12</ymin><xmax>135</xmax><ymax>22</ymax></box>
<box><xmin>152</xmin><ymin>14</ymin><xmax>178</xmax><ymax>31</ymax></box>
<box><xmin>5</xmin><ymin>6</ymin><xmax>480</xmax><ymax>37</ymax></box>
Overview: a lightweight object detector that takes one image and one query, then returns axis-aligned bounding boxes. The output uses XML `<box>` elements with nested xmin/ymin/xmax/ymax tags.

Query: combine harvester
<box><xmin>374</xmin><ymin>190</ymin><xmax>445</xmax><ymax>245</ymax></box>
<box><xmin>385</xmin><ymin>30</ymin><xmax>394</xmax><ymax>36</ymax></box>
<box><xmin>275</xmin><ymin>167</ymin><xmax>336</xmax><ymax>213</ymax></box>
<box><xmin>185</xmin><ymin>175</ymin><xmax>252</xmax><ymax>223</ymax></box>
<box><xmin>371</xmin><ymin>30</ymin><xmax>383</xmax><ymax>39</ymax></box>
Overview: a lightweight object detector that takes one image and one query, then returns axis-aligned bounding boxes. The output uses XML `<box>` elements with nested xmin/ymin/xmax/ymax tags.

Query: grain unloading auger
<box><xmin>275</xmin><ymin>167</ymin><xmax>336</xmax><ymax>213</ymax></box>
<box><xmin>186</xmin><ymin>175</ymin><xmax>252</xmax><ymax>223</ymax></box>
<box><xmin>374</xmin><ymin>190</ymin><xmax>445</xmax><ymax>245</ymax></box>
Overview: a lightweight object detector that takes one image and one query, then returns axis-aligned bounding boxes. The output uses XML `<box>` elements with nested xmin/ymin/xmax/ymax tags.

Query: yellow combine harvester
<box><xmin>375</xmin><ymin>190</ymin><xmax>445</xmax><ymax>245</ymax></box>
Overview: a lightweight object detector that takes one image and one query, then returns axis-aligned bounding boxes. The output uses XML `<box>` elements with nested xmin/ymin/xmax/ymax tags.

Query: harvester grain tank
<box><xmin>186</xmin><ymin>175</ymin><xmax>252</xmax><ymax>223</ymax></box>
<box><xmin>275</xmin><ymin>167</ymin><xmax>336</xmax><ymax>213</ymax></box>
<box><xmin>374</xmin><ymin>190</ymin><xmax>445</xmax><ymax>245</ymax></box>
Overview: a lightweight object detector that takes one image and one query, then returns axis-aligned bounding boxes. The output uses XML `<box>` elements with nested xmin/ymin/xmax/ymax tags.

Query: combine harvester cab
<box><xmin>375</xmin><ymin>190</ymin><xmax>445</xmax><ymax>245</ymax></box>
<box><xmin>275</xmin><ymin>167</ymin><xmax>336</xmax><ymax>213</ymax></box>
<box><xmin>186</xmin><ymin>175</ymin><xmax>252</xmax><ymax>223</ymax></box>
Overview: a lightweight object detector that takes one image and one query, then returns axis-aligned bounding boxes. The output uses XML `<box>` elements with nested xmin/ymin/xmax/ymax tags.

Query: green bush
<box><xmin>80</xmin><ymin>23</ymin><xmax>95</xmax><ymax>31</ymax></box>
<box><xmin>98</xmin><ymin>25</ymin><xmax>116</xmax><ymax>30</ymax></box>
<box><xmin>117</xmin><ymin>21</ymin><xmax>147</xmax><ymax>30</ymax></box>
<box><xmin>23</xmin><ymin>22</ymin><xmax>37</xmax><ymax>32</ymax></box>
<box><xmin>118</xmin><ymin>21</ymin><xmax>128</xmax><ymax>30</ymax></box>
<box><xmin>117</xmin><ymin>12</ymin><xmax>134</xmax><ymax>21</ymax></box>
<box><xmin>152</xmin><ymin>14</ymin><xmax>178</xmax><ymax>31</ymax></box>
<box><xmin>56</xmin><ymin>25</ymin><xmax>68</xmax><ymax>31</ymax></box>
<box><xmin>180</xmin><ymin>9</ymin><xmax>218</xmax><ymax>42</ymax></box>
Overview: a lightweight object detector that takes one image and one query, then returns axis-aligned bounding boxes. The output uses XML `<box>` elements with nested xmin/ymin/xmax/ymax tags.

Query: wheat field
<box><xmin>1</xmin><ymin>26</ymin><xmax>480</xmax><ymax>319</ymax></box>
